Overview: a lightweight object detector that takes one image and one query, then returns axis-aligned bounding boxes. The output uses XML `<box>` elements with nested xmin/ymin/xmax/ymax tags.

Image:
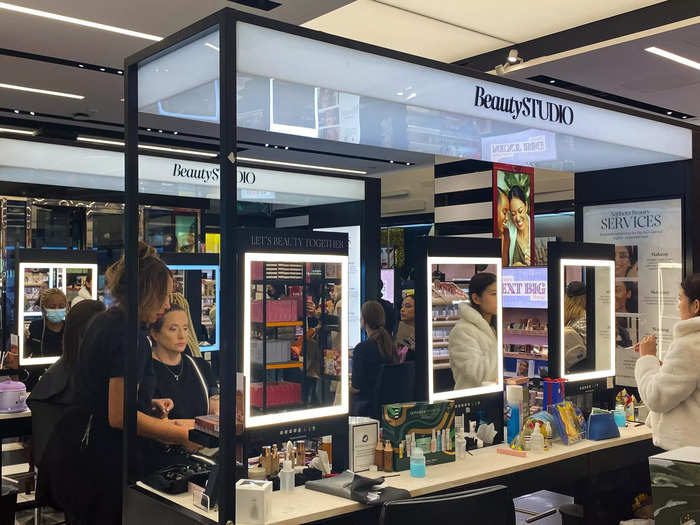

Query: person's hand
<box><xmin>174</xmin><ymin>423</ymin><xmax>202</xmax><ymax>453</ymax></box>
<box><xmin>639</xmin><ymin>335</ymin><xmax>657</xmax><ymax>357</ymax></box>
<box><xmin>151</xmin><ymin>398</ymin><xmax>174</xmax><ymax>419</ymax></box>
<box><xmin>172</xmin><ymin>419</ymin><xmax>195</xmax><ymax>429</ymax></box>
<box><xmin>305</xmin><ymin>298</ymin><xmax>317</xmax><ymax>317</ymax></box>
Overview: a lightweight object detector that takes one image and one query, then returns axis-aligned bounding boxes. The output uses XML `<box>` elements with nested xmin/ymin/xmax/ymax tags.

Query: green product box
<box><xmin>381</xmin><ymin>401</ymin><xmax>455</xmax><ymax>472</ymax></box>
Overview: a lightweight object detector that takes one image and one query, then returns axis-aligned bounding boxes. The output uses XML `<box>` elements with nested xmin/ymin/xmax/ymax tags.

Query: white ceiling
<box><xmin>303</xmin><ymin>0</ymin><xmax>665</xmax><ymax>63</ymax></box>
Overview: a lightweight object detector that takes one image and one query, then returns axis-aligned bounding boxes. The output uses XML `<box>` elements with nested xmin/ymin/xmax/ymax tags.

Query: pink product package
<box><xmin>250</xmin><ymin>381</ymin><xmax>302</xmax><ymax>408</ymax></box>
<box><xmin>251</xmin><ymin>299</ymin><xmax>298</xmax><ymax>323</ymax></box>
<box><xmin>324</xmin><ymin>349</ymin><xmax>341</xmax><ymax>376</ymax></box>
<box><xmin>251</xmin><ymin>262</ymin><xmax>264</xmax><ymax>281</ymax></box>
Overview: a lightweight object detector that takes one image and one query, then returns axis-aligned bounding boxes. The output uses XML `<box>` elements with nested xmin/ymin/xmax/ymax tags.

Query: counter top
<box><xmin>137</xmin><ymin>424</ymin><xmax>652</xmax><ymax>525</ymax></box>
<box><xmin>0</xmin><ymin>409</ymin><xmax>31</xmax><ymax>420</ymax></box>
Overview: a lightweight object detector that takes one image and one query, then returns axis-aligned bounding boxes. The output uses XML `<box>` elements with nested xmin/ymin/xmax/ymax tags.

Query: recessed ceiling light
<box><xmin>117</xmin><ymin>70</ymin><xmax>123</xmax><ymax>75</ymax></box>
<box><xmin>549</xmin><ymin>79</ymin><xmax>555</xmax><ymax>84</ymax></box>
<box><xmin>667</xmin><ymin>111</ymin><xmax>673</xmax><ymax>115</ymax></box>
<box><xmin>146</xmin><ymin>128</ymin><xmax>151</xmax><ymax>131</ymax></box>
<box><xmin>682</xmin><ymin>116</ymin><xmax>689</xmax><ymax>119</ymax></box>
<box><xmin>13</xmin><ymin>109</ymin><xmax>19</xmax><ymax>114</ymax></box>
<box><xmin>284</xmin><ymin>146</ymin><xmax>289</xmax><ymax>150</ymax></box>
<box><xmin>77</xmin><ymin>136</ymin><xmax>218</xmax><ymax>158</ymax></box>
<box><xmin>236</xmin><ymin>155</ymin><xmax>367</xmax><ymax>175</ymax></box>
<box><xmin>0</xmin><ymin>1</ymin><xmax>162</xmax><ymax>41</ymax></box>
<box><xmin>29</xmin><ymin>111</ymin><xmax>35</xmax><ymax>115</ymax></box>
<box><xmin>173</xmin><ymin>131</ymin><xmax>178</xmax><ymax>135</ymax></box>
<box><xmin>78</xmin><ymin>64</ymin><xmax>84</xmax><ymax>68</ymax></box>
<box><xmin>0</xmin><ymin>126</ymin><xmax>37</xmax><ymax>136</ymax></box>
<box><xmin>0</xmin><ymin>82</ymin><xmax>84</xmax><ymax>99</ymax></box>
<box><xmin>99</xmin><ymin>68</ymin><xmax>105</xmax><ymax>72</ymax></box>
<box><xmin>396</xmin><ymin>92</ymin><xmax>404</xmax><ymax>96</ymax></box>
<box><xmin>158</xmin><ymin>129</ymin><xmax>163</xmax><ymax>133</ymax></box>
<box><xmin>264</xmin><ymin>143</ymin><xmax>269</xmax><ymax>147</ymax></box>
<box><xmin>645</xmin><ymin>46</ymin><xmax>700</xmax><ymax>71</ymax></box>
<box><xmin>389</xmin><ymin>160</ymin><xmax>394</xmax><ymax>164</ymax></box>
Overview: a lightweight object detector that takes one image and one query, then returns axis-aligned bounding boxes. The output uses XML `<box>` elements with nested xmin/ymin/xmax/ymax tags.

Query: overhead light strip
<box><xmin>236</xmin><ymin>156</ymin><xmax>367</xmax><ymax>175</ymax></box>
<box><xmin>0</xmin><ymin>2</ymin><xmax>162</xmax><ymax>41</ymax></box>
<box><xmin>77</xmin><ymin>136</ymin><xmax>217</xmax><ymax>158</ymax></box>
<box><xmin>645</xmin><ymin>46</ymin><xmax>700</xmax><ymax>71</ymax></box>
<box><xmin>0</xmin><ymin>82</ymin><xmax>84</xmax><ymax>100</ymax></box>
<box><xmin>0</xmin><ymin>126</ymin><xmax>37</xmax><ymax>136</ymax></box>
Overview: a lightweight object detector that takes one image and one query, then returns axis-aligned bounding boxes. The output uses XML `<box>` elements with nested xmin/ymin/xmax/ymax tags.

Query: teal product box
<box><xmin>649</xmin><ymin>447</ymin><xmax>700</xmax><ymax>525</ymax></box>
<box><xmin>381</xmin><ymin>400</ymin><xmax>455</xmax><ymax>472</ymax></box>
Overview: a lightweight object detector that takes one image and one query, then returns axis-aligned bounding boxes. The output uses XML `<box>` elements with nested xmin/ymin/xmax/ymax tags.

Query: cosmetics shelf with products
<box><xmin>502</xmin><ymin>267</ymin><xmax>549</xmax><ymax>379</ymax></box>
<box><xmin>16</xmin><ymin>249</ymin><xmax>98</xmax><ymax>366</ymax></box>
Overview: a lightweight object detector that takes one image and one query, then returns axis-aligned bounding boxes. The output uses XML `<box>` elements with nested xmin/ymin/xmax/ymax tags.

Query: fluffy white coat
<box><xmin>448</xmin><ymin>302</ymin><xmax>498</xmax><ymax>389</ymax></box>
<box><xmin>635</xmin><ymin>315</ymin><xmax>700</xmax><ymax>450</ymax></box>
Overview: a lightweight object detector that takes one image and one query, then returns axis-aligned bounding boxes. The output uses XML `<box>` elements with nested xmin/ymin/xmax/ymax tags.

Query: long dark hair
<box><xmin>681</xmin><ymin>274</ymin><xmax>700</xmax><ymax>317</ymax></box>
<box><xmin>508</xmin><ymin>185</ymin><xmax>527</xmax><ymax>206</ymax></box>
<box><xmin>62</xmin><ymin>299</ymin><xmax>106</xmax><ymax>368</ymax></box>
<box><xmin>361</xmin><ymin>301</ymin><xmax>396</xmax><ymax>364</ymax></box>
<box><xmin>469</xmin><ymin>272</ymin><xmax>498</xmax><ymax>329</ymax></box>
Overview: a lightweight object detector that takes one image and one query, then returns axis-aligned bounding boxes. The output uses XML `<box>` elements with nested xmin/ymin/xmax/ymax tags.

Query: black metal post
<box><xmin>123</xmin><ymin>62</ymin><xmax>139</xmax><ymax>523</ymax></box>
<box><xmin>218</xmin><ymin>11</ymin><xmax>238</xmax><ymax>525</ymax></box>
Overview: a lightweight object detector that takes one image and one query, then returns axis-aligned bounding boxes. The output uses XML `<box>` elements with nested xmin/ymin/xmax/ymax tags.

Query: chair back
<box><xmin>379</xmin><ymin>485</ymin><xmax>515</xmax><ymax>525</ymax></box>
<box><xmin>373</xmin><ymin>361</ymin><xmax>415</xmax><ymax>420</ymax></box>
<box><xmin>28</xmin><ymin>399</ymin><xmax>71</xmax><ymax>468</ymax></box>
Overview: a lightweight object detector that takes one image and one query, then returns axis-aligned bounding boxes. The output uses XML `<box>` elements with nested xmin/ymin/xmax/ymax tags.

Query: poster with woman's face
<box><xmin>492</xmin><ymin>164</ymin><xmax>535</xmax><ymax>267</ymax></box>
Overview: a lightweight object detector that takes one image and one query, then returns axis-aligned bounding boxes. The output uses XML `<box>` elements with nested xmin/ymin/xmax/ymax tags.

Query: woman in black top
<box><xmin>55</xmin><ymin>243</ymin><xmax>200</xmax><ymax>525</ymax></box>
<box><xmin>351</xmin><ymin>301</ymin><xmax>397</xmax><ymax>418</ymax></box>
<box><xmin>26</xmin><ymin>288</ymin><xmax>67</xmax><ymax>358</ymax></box>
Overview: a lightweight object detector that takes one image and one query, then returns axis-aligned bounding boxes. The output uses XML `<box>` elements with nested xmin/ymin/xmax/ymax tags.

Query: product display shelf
<box><xmin>504</xmin><ymin>329</ymin><xmax>548</xmax><ymax>337</ymax></box>
<box><xmin>503</xmin><ymin>304</ymin><xmax>549</xmax><ymax>379</ymax></box>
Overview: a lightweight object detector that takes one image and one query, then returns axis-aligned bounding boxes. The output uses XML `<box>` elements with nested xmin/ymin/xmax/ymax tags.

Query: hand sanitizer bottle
<box><xmin>410</xmin><ymin>447</ymin><xmax>426</xmax><ymax>478</ymax></box>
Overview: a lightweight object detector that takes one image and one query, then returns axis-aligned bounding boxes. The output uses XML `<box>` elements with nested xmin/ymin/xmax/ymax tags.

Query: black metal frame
<box><xmin>122</xmin><ymin>7</ymin><xmax>695</xmax><ymax>525</ymax></box>
<box><xmin>546</xmin><ymin>241</ymin><xmax>615</xmax><ymax>395</ymax></box>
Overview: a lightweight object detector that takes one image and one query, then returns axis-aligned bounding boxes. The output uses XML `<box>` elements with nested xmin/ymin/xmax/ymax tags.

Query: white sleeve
<box><xmin>635</xmin><ymin>349</ymin><xmax>699</xmax><ymax>413</ymax></box>
<box><xmin>448</xmin><ymin>326</ymin><xmax>486</xmax><ymax>389</ymax></box>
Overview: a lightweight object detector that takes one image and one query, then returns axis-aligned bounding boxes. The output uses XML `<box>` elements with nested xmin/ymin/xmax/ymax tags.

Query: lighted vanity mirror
<box><xmin>428</xmin><ymin>256</ymin><xmax>503</xmax><ymax>402</ymax></box>
<box><xmin>243</xmin><ymin>252</ymin><xmax>349</xmax><ymax>428</ymax></box>
<box><xmin>560</xmin><ymin>259</ymin><xmax>615</xmax><ymax>381</ymax></box>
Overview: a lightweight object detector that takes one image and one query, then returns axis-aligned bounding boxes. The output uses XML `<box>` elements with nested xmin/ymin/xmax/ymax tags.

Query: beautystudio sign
<box><xmin>0</xmin><ymin>138</ymin><xmax>364</xmax><ymax>203</ymax></box>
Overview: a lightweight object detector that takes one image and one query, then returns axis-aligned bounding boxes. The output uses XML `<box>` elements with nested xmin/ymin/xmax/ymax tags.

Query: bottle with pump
<box><xmin>280</xmin><ymin>460</ymin><xmax>295</xmax><ymax>492</ymax></box>
<box><xmin>410</xmin><ymin>447</ymin><xmax>426</xmax><ymax>478</ymax></box>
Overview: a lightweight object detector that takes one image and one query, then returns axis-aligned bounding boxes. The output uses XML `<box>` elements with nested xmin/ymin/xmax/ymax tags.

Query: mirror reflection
<box><xmin>248</xmin><ymin>259</ymin><xmax>344</xmax><ymax>419</ymax></box>
<box><xmin>562</xmin><ymin>263</ymin><xmax>613</xmax><ymax>376</ymax></box>
<box><xmin>430</xmin><ymin>261</ymin><xmax>500</xmax><ymax>395</ymax></box>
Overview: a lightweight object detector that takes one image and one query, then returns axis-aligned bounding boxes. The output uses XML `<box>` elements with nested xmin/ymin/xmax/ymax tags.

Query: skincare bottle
<box><xmin>530</xmin><ymin>425</ymin><xmax>544</xmax><ymax>453</ymax></box>
<box><xmin>430</xmin><ymin>429</ymin><xmax>437</xmax><ymax>453</ymax></box>
<box><xmin>436</xmin><ymin>430</ymin><xmax>442</xmax><ymax>452</ymax></box>
<box><xmin>296</xmin><ymin>441</ymin><xmax>306</xmax><ymax>467</ymax></box>
<box><xmin>544</xmin><ymin>422</ymin><xmax>553</xmax><ymax>450</ymax></box>
<box><xmin>261</xmin><ymin>446</ymin><xmax>272</xmax><ymax>476</ymax></box>
<box><xmin>506</xmin><ymin>385</ymin><xmax>522</xmax><ymax>445</ymax></box>
<box><xmin>455</xmin><ymin>432</ymin><xmax>466</xmax><ymax>460</ymax></box>
<box><xmin>383</xmin><ymin>441</ymin><xmax>394</xmax><ymax>472</ymax></box>
<box><xmin>410</xmin><ymin>447</ymin><xmax>426</xmax><ymax>478</ymax></box>
<box><xmin>280</xmin><ymin>460</ymin><xmax>295</xmax><ymax>492</ymax></box>
<box><xmin>271</xmin><ymin>445</ymin><xmax>280</xmax><ymax>475</ymax></box>
<box><xmin>399</xmin><ymin>441</ymin><xmax>404</xmax><ymax>459</ymax></box>
<box><xmin>375</xmin><ymin>440</ymin><xmax>385</xmax><ymax>470</ymax></box>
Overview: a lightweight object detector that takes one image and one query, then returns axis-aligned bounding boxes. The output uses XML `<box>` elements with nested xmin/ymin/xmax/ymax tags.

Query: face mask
<box><xmin>45</xmin><ymin>308</ymin><xmax>66</xmax><ymax>323</ymax></box>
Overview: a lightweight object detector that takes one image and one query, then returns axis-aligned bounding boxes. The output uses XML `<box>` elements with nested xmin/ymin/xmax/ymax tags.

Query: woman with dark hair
<box><xmin>395</xmin><ymin>292</ymin><xmax>416</xmax><ymax>361</ymax></box>
<box><xmin>508</xmin><ymin>185</ymin><xmax>530</xmax><ymax>266</ymax></box>
<box><xmin>448</xmin><ymin>272</ymin><xmax>499</xmax><ymax>389</ymax></box>
<box><xmin>636</xmin><ymin>273</ymin><xmax>700</xmax><ymax>450</ymax></box>
<box><xmin>615</xmin><ymin>245</ymin><xmax>638</xmax><ymax>278</ymax></box>
<box><xmin>351</xmin><ymin>301</ymin><xmax>397</xmax><ymax>418</ymax></box>
<box><xmin>27</xmin><ymin>288</ymin><xmax>68</xmax><ymax>359</ymax></box>
<box><xmin>55</xmin><ymin>242</ymin><xmax>200</xmax><ymax>525</ymax></box>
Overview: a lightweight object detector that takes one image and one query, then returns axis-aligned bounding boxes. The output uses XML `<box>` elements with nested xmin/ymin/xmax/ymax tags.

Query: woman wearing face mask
<box><xmin>27</xmin><ymin>288</ymin><xmax>68</xmax><ymax>358</ymax></box>
<box><xmin>635</xmin><ymin>274</ymin><xmax>700</xmax><ymax>450</ymax></box>
<box><xmin>351</xmin><ymin>301</ymin><xmax>397</xmax><ymax>418</ymax></box>
<box><xmin>448</xmin><ymin>273</ymin><xmax>499</xmax><ymax>389</ymax></box>
<box><xmin>54</xmin><ymin>242</ymin><xmax>200</xmax><ymax>525</ymax></box>
<box><xmin>508</xmin><ymin>186</ymin><xmax>530</xmax><ymax>266</ymax></box>
<box><xmin>395</xmin><ymin>292</ymin><xmax>416</xmax><ymax>362</ymax></box>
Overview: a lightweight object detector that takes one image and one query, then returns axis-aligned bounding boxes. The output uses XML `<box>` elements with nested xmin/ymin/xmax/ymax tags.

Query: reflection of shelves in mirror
<box><xmin>432</xmin><ymin>296</ymin><xmax>467</xmax><ymax>306</ymax></box>
<box><xmin>504</xmin><ymin>330</ymin><xmax>547</xmax><ymax>337</ymax></box>
<box><xmin>252</xmin><ymin>321</ymin><xmax>303</xmax><ymax>327</ymax></box>
<box><xmin>504</xmin><ymin>352</ymin><xmax>548</xmax><ymax>360</ymax></box>
<box><xmin>433</xmin><ymin>362</ymin><xmax>451</xmax><ymax>370</ymax></box>
<box><xmin>252</xmin><ymin>279</ymin><xmax>303</xmax><ymax>285</ymax></box>
<box><xmin>266</xmin><ymin>362</ymin><xmax>303</xmax><ymax>370</ymax></box>
<box><xmin>202</xmin><ymin>295</ymin><xmax>216</xmax><ymax>299</ymax></box>
<box><xmin>433</xmin><ymin>320</ymin><xmax>458</xmax><ymax>326</ymax></box>
<box><xmin>433</xmin><ymin>342</ymin><xmax>449</xmax><ymax>348</ymax></box>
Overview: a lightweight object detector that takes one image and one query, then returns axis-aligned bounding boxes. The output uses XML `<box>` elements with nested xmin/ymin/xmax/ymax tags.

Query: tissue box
<box><xmin>649</xmin><ymin>447</ymin><xmax>700</xmax><ymax>525</ymax></box>
<box><xmin>381</xmin><ymin>401</ymin><xmax>455</xmax><ymax>471</ymax></box>
<box><xmin>348</xmin><ymin>417</ymin><xmax>379</xmax><ymax>472</ymax></box>
<box><xmin>235</xmin><ymin>479</ymin><xmax>272</xmax><ymax>525</ymax></box>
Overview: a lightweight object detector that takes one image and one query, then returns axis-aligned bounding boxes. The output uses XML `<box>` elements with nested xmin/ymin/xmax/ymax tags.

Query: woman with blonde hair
<box><xmin>563</xmin><ymin>282</ymin><xmax>588</xmax><ymax>371</ymax></box>
<box><xmin>168</xmin><ymin>292</ymin><xmax>202</xmax><ymax>358</ymax></box>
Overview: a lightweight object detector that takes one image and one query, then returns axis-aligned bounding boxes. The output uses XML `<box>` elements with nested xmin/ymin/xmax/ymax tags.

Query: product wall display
<box><xmin>583</xmin><ymin>199</ymin><xmax>683</xmax><ymax>385</ymax></box>
<box><xmin>17</xmin><ymin>250</ymin><xmax>98</xmax><ymax>366</ymax></box>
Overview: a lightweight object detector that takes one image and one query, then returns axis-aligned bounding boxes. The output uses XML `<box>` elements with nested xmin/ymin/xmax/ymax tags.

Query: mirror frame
<box><xmin>547</xmin><ymin>241</ymin><xmax>615</xmax><ymax>384</ymax></box>
<box><xmin>242</xmin><ymin>251</ymin><xmax>349</xmax><ymax>428</ymax></box>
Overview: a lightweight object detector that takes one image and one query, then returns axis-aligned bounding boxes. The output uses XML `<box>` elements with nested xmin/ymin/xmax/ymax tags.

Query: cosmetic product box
<box><xmin>381</xmin><ymin>400</ymin><xmax>455</xmax><ymax>471</ymax></box>
<box><xmin>323</xmin><ymin>349</ymin><xmax>342</xmax><ymax>376</ymax></box>
<box><xmin>348</xmin><ymin>417</ymin><xmax>379</xmax><ymax>472</ymax></box>
<box><xmin>235</xmin><ymin>479</ymin><xmax>273</xmax><ymax>525</ymax></box>
<box><xmin>251</xmin><ymin>339</ymin><xmax>291</xmax><ymax>365</ymax></box>
<box><xmin>649</xmin><ymin>447</ymin><xmax>700</xmax><ymax>525</ymax></box>
<box><xmin>250</xmin><ymin>381</ymin><xmax>301</xmax><ymax>408</ymax></box>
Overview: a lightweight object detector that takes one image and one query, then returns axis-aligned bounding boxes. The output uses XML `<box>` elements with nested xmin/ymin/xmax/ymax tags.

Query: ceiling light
<box><xmin>406</xmin><ymin>93</ymin><xmax>416</xmax><ymax>101</ymax></box>
<box><xmin>284</xmin><ymin>146</ymin><xmax>289</xmax><ymax>150</ymax></box>
<box><xmin>549</xmin><ymin>79</ymin><xmax>556</xmax><ymax>84</ymax></box>
<box><xmin>204</xmin><ymin>43</ymin><xmax>220</xmax><ymax>52</ymax></box>
<box><xmin>0</xmin><ymin>126</ymin><xmax>37</xmax><ymax>136</ymax></box>
<box><xmin>158</xmin><ymin>129</ymin><xmax>163</xmax><ymax>133</ymax></box>
<box><xmin>78</xmin><ymin>64</ymin><xmax>84</xmax><ymax>68</ymax></box>
<box><xmin>682</xmin><ymin>116</ymin><xmax>689</xmax><ymax>119</ymax></box>
<box><xmin>99</xmin><ymin>68</ymin><xmax>105</xmax><ymax>72</ymax></box>
<box><xmin>77</xmin><ymin>136</ymin><xmax>218</xmax><ymax>158</ymax></box>
<box><xmin>0</xmin><ymin>2</ymin><xmax>162</xmax><ymax>41</ymax></box>
<box><xmin>173</xmin><ymin>131</ymin><xmax>178</xmax><ymax>135</ymax></box>
<box><xmin>29</xmin><ymin>111</ymin><xmax>35</xmax><ymax>115</ymax></box>
<box><xmin>117</xmin><ymin>70</ymin><xmax>123</xmax><ymax>75</ymax></box>
<box><xmin>507</xmin><ymin>49</ymin><xmax>520</xmax><ymax>64</ymax></box>
<box><xmin>396</xmin><ymin>92</ymin><xmax>404</xmax><ymax>96</ymax></box>
<box><xmin>389</xmin><ymin>160</ymin><xmax>394</xmax><ymax>164</ymax></box>
<box><xmin>0</xmin><ymin>82</ymin><xmax>84</xmax><ymax>99</ymax></box>
<box><xmin>146</xmin><ymin>128</ymin><xmax>151</xmax><ymax>131</ymax></box>
<box><xmin>645</xmin><ymin>47</ymin><xmax>700</xmax><ymax>71</ymax></box>
<box><xmin>13</xmin><ymin>109</ymin><xmax>19</xmax><ymax>114</ymax></box>
<box><xmin>236</xmin><ymin>156</ymin><xmax>367</xmax><ymax>175</ymax></box>
<box><xmin>667</xmin><ymin>111</ymin><xmax>673</xmax><ymax>115</ymax></box>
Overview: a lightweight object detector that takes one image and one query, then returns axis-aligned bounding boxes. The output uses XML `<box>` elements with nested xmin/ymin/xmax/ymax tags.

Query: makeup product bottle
<box><xmin>442</xmin><ymin>429</ymin><xmax>448</xmax><ymax>451</ymax></box>
<box><xmin>430</xmin><ymin>429</ymin><xmax>437</xmax><ymax>453</ymax></box>
<box><xmin>261</xmin><ymin>446</ymin><xmax>272</xmax><ymax>476</ymax></box>
<box><xmin>280</xmin><ymin>460</ymin><xmax>295</xmax><ymax>492</ymax></box>
<box><xmin>271</xmin><ymin>445</ymin><xmax>280</xmax><ymax>475</ymax></box>
<box><xmin>410</xmin><ymin>447</ymin><xmax>426</xmax><ymax>478</ymax></box>
<box><xmin>436</xmin><ymin>429</ymin><xmax>442</xmax><ymax>453</ymax></box>
<box><xmin>383</xmin><ymin>441</ymin><xmax>393</xmax><ymax>472</ymax></box>
<box><xmin>544</xmin><ymin>422</ymin><xmax>553</xmax><ymax>450</ymax></box>
<box><xmin>455</xmin><ymin>432</ymin><xmax>466</xmax><ymax>460</ymax></box>
<box><xmin>321</xmin><ymin>436</ymin><xmax>333</xmax><ymax>465</ymax></box>
<box><xmin>296</xmin><ymin>440</ymin><xmax>306</xmax><ymax>467</ymax></box>
<box><xmin>375</xmin><ymin>440</ymin><xmax>384</xmax><ymax>470</ymax></box>
<box><xmin>399</xmin><ymin>441</ymin><xmax>404</xmax><ymax>459</ymax></box>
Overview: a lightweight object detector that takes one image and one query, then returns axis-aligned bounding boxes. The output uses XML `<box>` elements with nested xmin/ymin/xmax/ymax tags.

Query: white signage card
<box><xmin>583</xmin><ymin>199</ymin><xmax>683</xmax><ymax>386</ymax></box>
<box><xmin>349</xmin><ymin>419</ymin><xmax>378</xmax><ymax>472</ymax></box>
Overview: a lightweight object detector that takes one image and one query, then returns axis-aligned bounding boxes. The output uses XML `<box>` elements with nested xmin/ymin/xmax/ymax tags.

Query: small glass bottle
<box><xmin>410</xmin><ymin>447</ymin><xmax>426</xmax><ymax>478</ymax></box>
<box><xmin>383</xmin><ymin>441</ymin><xmax>393</xmax><ymax>472</ymax></box>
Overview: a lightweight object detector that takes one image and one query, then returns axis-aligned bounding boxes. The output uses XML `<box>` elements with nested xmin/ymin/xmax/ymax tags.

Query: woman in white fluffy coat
<box><xmin>448</xmin><ymin>273</ymin><xmax>499</xmax><ymax>390</ymax></box>
<box><xmin>636</xmin><ymin>274</ymin><xmax>700</xmax><ymax>450</ymax></box>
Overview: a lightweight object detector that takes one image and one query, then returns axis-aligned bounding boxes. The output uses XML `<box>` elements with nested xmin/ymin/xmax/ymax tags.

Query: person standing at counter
<box><xmin>448</xmin><ymin>273</ymin><xmax>499</xmax><ymax>389</ymax></box>
<box><xmin>27</xmin><ymin>288</ymin><xmax>67</xmax><ymax>358</ymax></box>
<box><xmin>59</xmin><ymin>242</ymin><xmax>200</xmax><ymax>525</ymax></box>
<box><xmin>351</xmin><ymin>301</ymin><xmax>397</xmax><ymax>418</ymax></box>
<box><xmin>636</xmin><ymin>274</ymin><xmax>700</xmax><ymax>450</ymax></box>
<box><xmin>395</xmin><ymin>292</ymin><xmax>416</xmax><ymax>361</ymax></box>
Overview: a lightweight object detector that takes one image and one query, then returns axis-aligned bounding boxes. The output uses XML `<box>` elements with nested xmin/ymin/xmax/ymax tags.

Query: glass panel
<box><xmin>144</xmin><ymin>208</ymin><xmax>199</xmax><ymax>253</ymax></box>
<box><xmin>427</xmin><ymin>256</ymin><xmax>502</xmax><ymax>402</ymax></box>
<box><xmin>561</xmin><ymin>261</ymin><xmax>614</xmax><ymax>379</ymax></box>
<box><xmin>244</xmin><ymin>253</ymin><xmax>348</xmax><ymax>427</ymax></box>
<box><xmin>31</xmin><ymin>205</ymin><xmax>84</xmax><ymax>249</ymax></box>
